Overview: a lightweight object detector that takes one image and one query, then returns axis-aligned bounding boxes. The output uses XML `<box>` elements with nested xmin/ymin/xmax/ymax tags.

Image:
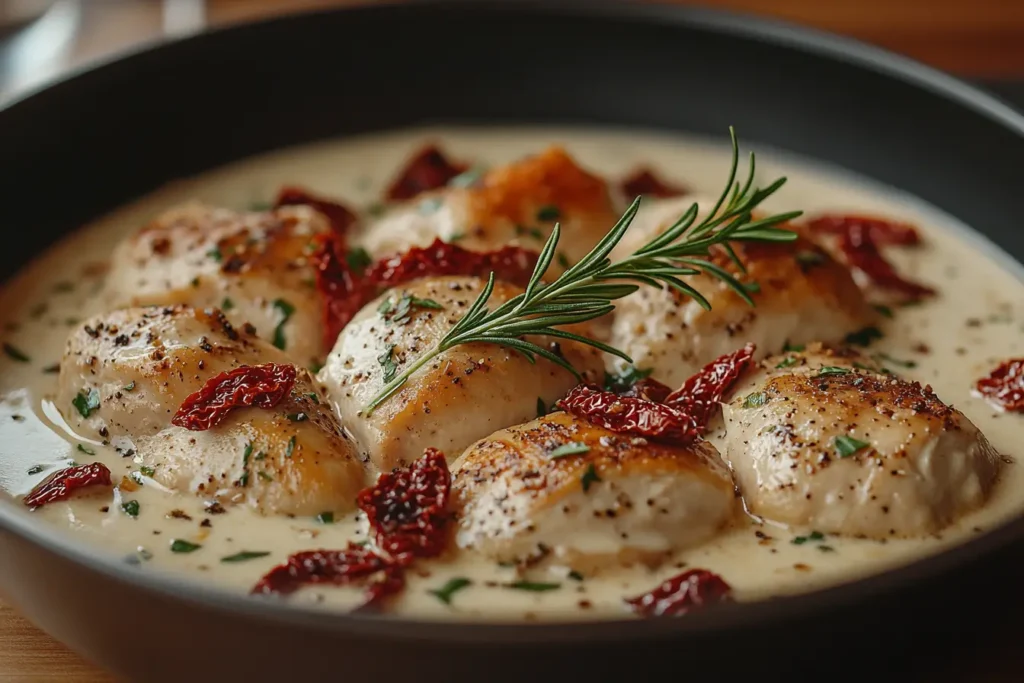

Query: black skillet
<box><xmin>0</xmin><ymin>2</ymin><xmax>1022</xmax><ymax>681</ymax></box>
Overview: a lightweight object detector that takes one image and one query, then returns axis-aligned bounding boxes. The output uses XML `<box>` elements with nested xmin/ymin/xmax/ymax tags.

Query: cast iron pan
<box><xmin>1</xmin><ymin>2</ymin><xmax>1022</xmax><ymax>681</ymax></box>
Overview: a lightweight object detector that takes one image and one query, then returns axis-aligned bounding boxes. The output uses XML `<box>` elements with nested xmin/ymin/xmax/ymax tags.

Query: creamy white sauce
<box><xmin>0</xmin><ymin>126</ymin><xmax>1022</xmax><ymax>620</ymax></box>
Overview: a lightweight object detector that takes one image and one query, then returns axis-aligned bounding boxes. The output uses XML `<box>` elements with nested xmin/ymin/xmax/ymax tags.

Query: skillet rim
<box><xmin>1</xmin><ymin>0</ymin><xmax>1023</xmax><ymax>644</ymax></box>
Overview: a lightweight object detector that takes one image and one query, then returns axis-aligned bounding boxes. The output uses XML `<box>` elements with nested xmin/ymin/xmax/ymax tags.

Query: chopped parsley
<box><xmin>744</xmin><ymin>281</ymin><xmax>761</xmax><ymax>294</ymax></box>
<box><xmin>239</xmin><ymin>443</ymin><xmax>252</xmax><ymax>487</ymax></box>
<box><xmin>603</xmin><ymin>365</ymin><xmax>653</xmax><ymax>393</ymax></box>
<box><xmin>287</xmin><ymin>412</ymin><xmax>308</xmax><ymax>423</ymax></box>
<box><xmin>169</xmin><ymin>539</ymin><xmax>201</xmax><ymax>554</ymax></box>
<box><xmin>782</xmin><ymin>341</ymin><xmax>805</xmax><ymax>353</ymax></box>
<box><xmin>873</xmin><ymin>304</ymin><xmax>894</xmax><ymax>318</ymax></box>
<box><xmin>42</xmin><ymin>363</ymin><xmax>60</xmax><ymax>374</ymax></box>
<box><xmin>76</xmin><ymin>444</ymin><xmax>95</xmax><ymax>456</ymax></box>
<box><xmin>536</xmin><ymin>397</ymin><xmax>547</xmax><ymax>417</ymax></box>
<box><xmin>557</xmin><ymin>252</ymin><xmax>572</xmax><ymax>269</ymax></box>
<box><xmin>874</xmin><ymin>352</ymin><xmax>917</xmax><ymax>369</ymax></box>
<box><xmin>795</xmin><ymin>250</ymin><xmax>824</xmax><ymax>267</ymax></box>
<box><xmin>27</xmin><ymin>465</ymin><xmax>44</xmax><ymax>475</ymax></box>
<box><xmin>580</xmin><ymin>463</ymin><xmax>601</xmax><ymax>492</ymax></box>
<box><xmin>817</xmin><ymin>366</ymin><xmax>850</xmax><ymax>377</ymax></box>
<box><xmin>271</xmin><ymin>299</ymin><xmax>295</xmax><ymax>350</ymax></box>
<box><xmin>307</xmin><ymin>392</ymin><xmax>320</xmax><ymax>404</ymax></box>
<box><xmin>221</xmin><ymin>550</ymin><xmax>271</xmax><ymax>563</ymax></box>
<box><xmin>345</xmin><ymin>247</ymin><xmax>373</xmax><ymax>274</ymax></box>
<box><xmin>121</xmin><ymin>500</ymin><xmax>140</xmax><ymax>518</ymax></box>
<box><xmin>834</xmin><ymin>435</ymin><xmax>870</xmax><ymax>458</ymax></box>
<box><xmin>792</xmin><ymin>530</ymin><xmax>825</xmax><ymax>545</ymax></box>
<box><xmin>818</xmin><ymin>545</ymin><xmax>836</xmax><ymax>552</ymax></box>
<box><xmin>775</xmin><ymin>356</ymin><xmax>798</xmax><ymax>369</ymax></box>
<box><xmin>254</xmin><ymin>451</ymin><xmax>267</xmax><ymax>461</ymax></box>
<box><xmin>221</xmin><ymin>297</ymin><xmax>235</xmax><ymax>311</ymax></box>
<box><xmin>506</xmin><ymin>580</ymin><xmax>561</xmax><ymax>592</ymax></box>
<box><xmin>378</xmin><ymin>344</ymin><xmax>398</xmax><ymax>382</ymax></box>
<box><xmin>447</xmin><ymin>231</ymin><xmax>466</xmax><ymax>242</ymax></box>
<box><xmin>549</xmin><ymin>442</ymin><xmax>589</xmax><ymax>459</ymax></box>
<box><xmin>190</xmin><ymin>276</ymin><xmax>200</xmax><ymax>288</ymax></box>
<box><xmin>72</xmin><ymin>388</ymin><xmax>101</xmax><ymax>418</ymax></box>
<box><xmin>380</xmin><ymin>292</ymin><xmax>443</xmax><ymax>326</ymax></box>
<box><xmin>3</xmin><ymin>343</ymin><xmax>30</xmax><ymax>362</ymax></box>
<box><xmin>206</xmin><ymin>247</ymin><xmax>223</xmax><ymax>263</ymax></box>
<box><xmin>844</xmin><ymin>326</ymin><xmax>883</xmax><ymax>347</ymax></box>
<box><xmin>742</xmin><ymin>392</ymin><xmax>767</xmax><ymax>408</ymax></box>
<box><xmin>285</xmin><ymin>436</ymin><xmax>296</xmax><ymax>458</ymax></box>
<box><xmin>567</xmin><ymin>570</ymin><xmax>584</xmax><ymax>581</ymax></box>
<box><xmin>258</xmin><ymin>471</ymin><xmax>273</xmax><ymax>482</ymax></box>
<box><xmin>316</xmin><ymin>511</ymin><xmax>334</xmax><ymax>524</ymax></box>
<box><xmin>140</xmin><ymin>465</ymin><xmax>156</xmax><ymax>477</ymax></box>
<box><xmin>123</xmin><ymin>381</ymin><xmax>136</xmax><ymax>392</ymax></box>
<box><xmin>428</xmin><ymin>577</ymin><xmax>472</xmax><ymax>605</ymax></box>
<box><xmin>536</xmin><ymin>205</ymin><xmax>561</xmax><ymax>221</ymax></box>
<box><xmin>309</xmin><ymin>360</ymin><xmax>325</xmax><ymax>374</ymax></box>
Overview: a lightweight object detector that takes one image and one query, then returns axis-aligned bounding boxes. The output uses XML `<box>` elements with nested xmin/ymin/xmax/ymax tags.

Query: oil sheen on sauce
<box><xmin>0</xmin><ymin>126</ymin><xmax>1021</xmax><ymax>620</ymax></box>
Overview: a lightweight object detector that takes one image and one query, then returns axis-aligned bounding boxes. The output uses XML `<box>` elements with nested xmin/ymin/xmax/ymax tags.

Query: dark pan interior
<box><xmin>1</xmin><ymin>1</ymin><xmax>1023</xmax><ymax>679</ymax></box>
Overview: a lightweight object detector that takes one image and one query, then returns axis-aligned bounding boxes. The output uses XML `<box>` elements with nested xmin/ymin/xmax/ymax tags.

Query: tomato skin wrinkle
<box><xmin>620</xmin><ymin>167</ymin><xmax>688</xmax><ymax>199</ymax></box>
<box><xmin>23</xmin><ymin>462</ymin><xmax>112</xmax><ymax>508</ymax></box>
<box><xmin>313</xmin><ymin>235</ymin><xmax>540</xmax><ymax>349</ymax></box>
<box><xmin>625</xmin><ymin>568</ymin><xmax>732</xmax><ymax>617</ymax></box>
<box><xmin>665</xmin><ymin>343</ymin><xmax>756</xmax><ymax>432</ymax></box>
<box><xmin>806</xmin><ymin>214</ymin><xmax>921</xmax><ymax>246</ymax></box>
<box><xmin>386</xmin><ymin>145</ymin><xmax>467</xmax><ymax>201</ymax></box>
<box><xmin>357</xmin><ymin>448</ymin><xmax>453</xmax><ymax>561</ymax></box>
<box><xmin>558</xmin><ymin>385</ymin><xmax>701</xmax><ymax>445</ymax></box>
<box><xmin>976</xmin><ymin>359</ymin><xmax>1024</xmax><ymax>412</ymax></box>
<box><xmin>273</xmin><ymin>186</ymin><xmax>357</xmax><ymax>238</ymax></box>
<box><xmin>171</xmin><ymin>363</ymin><xmax>297</xmax><ymax>431</ymax></box>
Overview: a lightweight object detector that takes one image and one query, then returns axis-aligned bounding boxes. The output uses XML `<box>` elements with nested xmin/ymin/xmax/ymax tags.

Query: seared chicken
<box><xmin>451</xmin><ymin>411</ymin><xmax>736</xmax><ymax>570</ymax></box>
<box><xmin>609</xmin><ymin>196</ymin><xmax>875</xmax><ymax>387</ymax></box>
<box><xmin>101</xmin><ymin>203</ymin><xmax>331</xmax><ymax>367</ymax></box>
<box><xmin>318</xmin><ymin>276</ymin><xmax>604</xmax><ymax>474</ymax></box>
<box><xmin>358</xmin><ymin>147</ymin><xmax>618</xmax><ymax>276</ymax></box>
<box><xmin>57</xmin><ymin>305</ymin><xmax>365</xmax><ymax>515</ymax></box>
<box><xmin>720</xmin><ymin>344</ymin><xmax>1002</xmax><ymax>537</ymax></box>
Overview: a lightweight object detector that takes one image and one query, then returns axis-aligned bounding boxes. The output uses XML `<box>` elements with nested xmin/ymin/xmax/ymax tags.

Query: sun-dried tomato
<box><xmin>251</xmin><ymin>543</ymin><xmax>405</xmax><ymax>608</ymax></box>
<box><xmin>171</xmin><ymin>363</ymin><xmax>296</xmax><ymax>431</ymax></box>
<box><xmin>24</xmin><ymin>462</ymin><xmax>112</xmax><ymax>508</ymax></box>
<box><xmin>834</xmin><ymin>223</ymin><xmax>935</xmax><ymax>298</ymax></box>
<box><xmin>666</xmin><ymin>343</ymin><xmax>756</xmax><ymax>431</ymax></box>
<box><xmin>975</xmin><ymin>359</ymin><xmax>1024</xmax><ymax>412</ymax></box>
<box><xmin>274</xmin><ymin>186</ymin><xmax>357</xmax><ymax>238</ymax></box>
<box><xmin>618</xmin><ymin>377</ymin><xmax>673</xmax><ymax>403</ymax></box>
<box><xmin>625</xmin><ymin>568</ymin><xmax>732</xmax><ymax>617</ymax></box>
<box><xmin>620</xmin><ymin>168</ymin><xmax>688</xmax><ymax>199</ymax></box>
<box><xmin>386</xmin><ymin>145</ymin><xmax>467</xmax><ymax>201</ymax></box>
<box><xmin>806</xmin><ymin>214</ymin><xmax>921</xmax><ymax>246</ymax></box>
<box><xmin>557</xmin><ymin>384</ymin><xmax>701</xmax><ymax>445</ymax></box>
<box><xmin>357</xmin><ymin>448</ymin><xmax>452</xmax><ymax>563</ymax></box>
<box><xmin>313</xmin><ymin>236</ymin><xmax>539</xmax><ymax>348</ymax></box>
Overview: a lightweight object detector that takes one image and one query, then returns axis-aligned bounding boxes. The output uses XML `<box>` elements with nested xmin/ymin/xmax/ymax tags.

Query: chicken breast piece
<box><xmin>357</xmin><ymin>147</ymin><xmax>617</xmax><ymax>276</ymax></box>
<box><xmin>720</xmin><ymin>344</ymin><xmax>1002</xmax><ymax>537</ymax></box>
<box><xmin>609</xmin><ymin>195</ymin><xmax>875</xmax><ymax>388</ymax></box>
<box><xmin>101</xmin><ymin>202</ymin><xmax>331</xmax><ymax>368</ymax></box>
<box><xmin>57</xmin><ymin>305</ymin><xmax>365</xmax><ymax>515</ymax></box>
<box><xmin>451</xmin><ymin>411</ymin><xmax>736</xmax><ymax>571</ymax></box>
<box><xmin>319</xmin><ymin>275</ymin><xmax>604</xmax><ymax>474</ymax></box>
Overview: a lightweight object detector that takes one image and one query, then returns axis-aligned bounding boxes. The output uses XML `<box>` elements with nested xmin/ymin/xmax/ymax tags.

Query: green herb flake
<box><xmin>568</xmin><ymin>570</ymin><xmax>584</xmax><ymax>581</ymax></box>
<box><xmin>239</xmin><ymin>471</ymin><xmax>250</xmax><ymax>487</ymax></box>
<box><xmin>381</xmin><ymin>292</ymin><xmax>443</xmax><ymax>326</ymax></box>
<box><xmin>366</xmin><ymin>202</ymin><xmax>386</xmax><ymax>217</ymax></box>
<box><xmin>817</xmin><ymin>366</ymin><xmax>851</xmax><ymax>377</ymax></box>
<box><xmin>72</xmin><ymin>388</ymin><xmax>101</xmax><ymax>418</ymax></box>
<box><xmin>287</xmin><ymin>412</ymin><xmax>308</xmax><ymax>423</ymax></box>
<box><xmin>580</xmin><ymin>463</ymin><xmax>601</xmax><ymax>492</ymax></box>
<box><xmin>557</xmin><ymin>252</ymin><xmax>571</xmax><ymax>269</ymax></box>
<box><xmin>206</xmin><ymin>247</ymin><xmax>223</xmax><ymax>263</ymax></box>
<box><xmin>834</xmin><ymin>435</ymin><xmax>870</xmax><ymax>458</ymax></box>
<box><xmin>221</xmin><ymin>297</ymin><xmax>235</xmax><ymax>311</ymax></box>
<box><xmin>742</xmin><ymin>391</ymin><xmax>767</xmax><ymax>408</ymax></box>
<box><xmin>536</xmin><ymin>397</ymin><xmax>547</xmax><ymax>418</ymax></box>
<box><xmin>285</xmin><ymin>436</ymin><xmax>296</xmax><ymax>458</ymax></box>
<box><xmin>506</xmin><ymin>580</ymin><xmax>561</xmax><ymax>592</ymax></box>
<box><xmin>603</xmin><ymin>365</ymin><xmax>654</xmax><ymax>393</ymax></box>
<box><xmin>190</xmin><ymin>277</ymin><xmax>200</xmax><ymax>288</ymax></box>
<box><xmin>418</xmin><ymin>197</ymin><xmax>443</xmax><ymax>215</ymax></box>
<box><xmin>316</xmin><ymin>511</ymin><xmax>334</xmax><ymax>524</ymax></box>
<box><xmin>140</xmin><ymin>465</ymin><xmax>156</xmax><ymax>477</ymax></box>
<box><xmin>258</xmin><ymin>471</ymin><xmax>273</xmax><ymax>482</ymax></box>
<box><xmin>536</xmin><ymin>205</ymin><xmax>561</xmax><ymax>221</ymax></box>
<box><xmin>873</xmin><ymin>304</ymin><xmax>894</xmax><ymax>318</ymax></box>
<box><xmin>818</xmin><ymin>545</ymin><xmax>836</xmax><ymax>552</ymax></box>
<box><xmin>795</xmin><ymin>250</ymin><xmax>824</xmax><ymax>267</ymax></box>
<box><xmin>309</xmin><ymin>360</ymin><xmax>325</xmax><ymax>374</ymax></box>
<box><xmin>3</xmin><ymin>343</ymin><xmax>30</xmax><ymax>362</ymax></box>
<box><xmin>27</xmin><ymin>465</ymin><xmax>44</xmax><ymax>475</ymax></box>
<box><xmin>170</xmin><ymin>539</ymin><xmax>202</xmax><ymax>554</ymax></box>
<box><xmin>782</xmin><ymin>341</ymin><xmax>805</xmax><ymax>353</ymax></box>
<box><xmin>345</xmin><ymin>247</ymin><xmax>373</xmax><ymax>274</ymax></box>
<box><xmin>515</xmin><ymin>224</ymin><xmax>545</xmax><ymax>240</ymax></box>
<box><xmin>243</xmin><ymin>442</ymin><xmax>254</xmax><ymax>461</ymax></box>
<box><xmin>121</xmin><ymin>500</ymin><xmax>140</xmax><ymax>518</ymax></box>
<box><xmin>775</xmin><ymin>356</ymin><xmax>798</xmax><ymax>369</ymax></box>
<box><xmin>844</xmin><ymin>326</ymin><xmax>883</xmax><ymax>347</ymax></box>
<box><xmin>875</xmin><ymin>352</ymin><xmax>917</xmax><ymax>369</ymax></box>
<box><xmin>378</xmin><ymin>344</ymin><xmax>398</xmax><ymax>382</ymax></box>
<box><xmin>271</xmin><ymin>299</ymin><xmax>296</xmax><ymax>350</ymax></box>
<box><xmin>549</xmin><ymin>442</ymin><xmax>590</xmax><ymax>459</ymax></box>
<box><xmin>123</xmin><ymin>381</ymin><xmax>136</xmax><ymax>392</ymax></box>
<box><xmin>221</xmin><ymin>550</ymin><xmax>271</xmax><ymax>563</ymax></box>
<box><xmin>254</xmin><ymin>451</ymin><xmax>267</xmax><ymax>461</ymax></box>
<box><xmin>42</xmin><ymin>363</ymin><xmax>60</xmax><ymax>374</ymax></box>
<box><xmin>429</xmin><ymin>577</ymin><xmax>472</xmax><ymax>605</ymax></box>
<box><xmin>77</xmin><ymin>444</ymin><xmax>96</xmax><ymax>456</ymax></box>
<box><xmin>744</xmin><ymin>281</ymin><xmax>761</xmax><ymax>294</ymax></box>
<box><xmin>447</xmin><ymin>232</ymin><xmax>466</xmax><ymax>242</ymax></box>
<box><xmin>307</xmin><ymin>392</ymin><xmax>320</xmax><ymax>405</ymax></box>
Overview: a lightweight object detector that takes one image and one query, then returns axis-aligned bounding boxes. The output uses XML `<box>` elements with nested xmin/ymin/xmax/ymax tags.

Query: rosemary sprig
<box><xmin>364</xmin><ymin>128</ymin><xmax>801</xmax><ymax>415</ymax></box>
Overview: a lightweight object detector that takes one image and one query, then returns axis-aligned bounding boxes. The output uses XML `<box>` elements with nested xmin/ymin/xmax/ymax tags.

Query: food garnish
<box><xmin>171</xmin><ymin>363</ymin><xmax>296</xmax><ymax>431</ymax></box>
<box><xmin>625</xmin><ymin>568</ymin><xmax>732</xmax><ymax>617</ymax></box>
<box><xmin>23</xmin><ymin>462</ymin><xmax>112</xmax><ymax>508</ymax></box>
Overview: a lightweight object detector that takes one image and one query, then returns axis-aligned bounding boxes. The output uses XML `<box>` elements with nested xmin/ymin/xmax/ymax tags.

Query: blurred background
<box><xmin>2</xmin><ymin>0</ymin><xmax>1024</xmax><ymax>104</ymax></box>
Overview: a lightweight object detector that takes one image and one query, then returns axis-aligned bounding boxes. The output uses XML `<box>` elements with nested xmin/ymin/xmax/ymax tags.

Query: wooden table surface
<box><xmin>3</xmin><ymin>1</ymin><xmax>1024</xmax><ymax>681</ymax></box>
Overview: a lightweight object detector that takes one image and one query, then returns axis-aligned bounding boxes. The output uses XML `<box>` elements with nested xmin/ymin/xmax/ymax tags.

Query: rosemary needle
<box><xmin>364</xmin><ymin>127</ymin><xmax>800</xmax><ymax>415</ymax></box>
